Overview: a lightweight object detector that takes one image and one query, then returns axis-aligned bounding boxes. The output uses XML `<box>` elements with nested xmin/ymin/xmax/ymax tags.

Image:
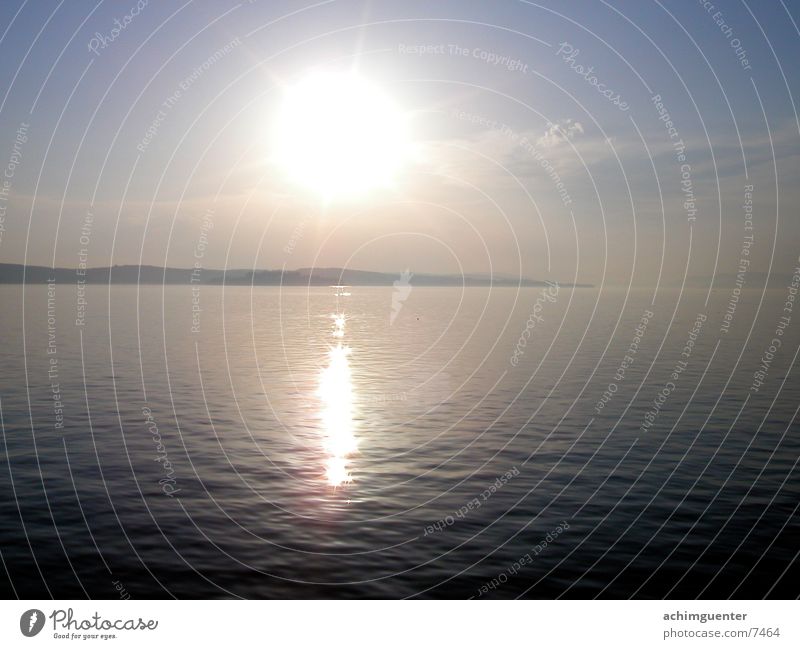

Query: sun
<box><xmin>271</xmin><ymin>69</ymin><xmax>411</xmax><ymax>199</ymax></box>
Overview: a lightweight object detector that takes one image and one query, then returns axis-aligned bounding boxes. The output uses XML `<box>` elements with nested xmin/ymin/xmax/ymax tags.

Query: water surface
<box><xmin>0</xmin><ymin>285</ymin><xmax>797</xmax><ymax>598</ymax></box>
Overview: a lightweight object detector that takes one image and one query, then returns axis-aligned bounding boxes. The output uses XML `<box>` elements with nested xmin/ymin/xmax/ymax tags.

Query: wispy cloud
<box><xmin>537</xmin><ymin>119</ymin><xmax>585</xmax><ymax>148</ymax></box>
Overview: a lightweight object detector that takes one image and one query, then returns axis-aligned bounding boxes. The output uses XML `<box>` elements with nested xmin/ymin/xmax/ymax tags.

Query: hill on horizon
<box><xmin>0</xmin><ymin>263</ymin><xmax>590</xmax><ymax>287</ymax></box>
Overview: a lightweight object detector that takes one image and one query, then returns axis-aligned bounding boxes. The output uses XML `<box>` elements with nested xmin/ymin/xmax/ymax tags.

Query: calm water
<box><xmin>0</xmin><ymin>284</ymin><xmax>797</xmax><ymax>598</ymax></box>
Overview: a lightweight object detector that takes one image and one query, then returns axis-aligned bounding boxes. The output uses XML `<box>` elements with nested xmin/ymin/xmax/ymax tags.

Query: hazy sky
<box><xmin>1</xmin><ymin>0</ymin><xmax>799</xmax><ymax>286</ymax></box>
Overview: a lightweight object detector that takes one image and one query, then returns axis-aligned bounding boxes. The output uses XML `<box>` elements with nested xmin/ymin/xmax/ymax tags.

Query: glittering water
<box><xmin>0</xmin><ymin>284</ymin><xmax>797</xmax><ymax>598</ymax></box>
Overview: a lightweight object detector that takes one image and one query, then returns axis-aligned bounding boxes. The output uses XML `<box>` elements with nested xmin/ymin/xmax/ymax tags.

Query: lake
<box><xmin>0</xmin><ymin>284</ymin><xmax>797</xmax><ymax>598</ymax></box>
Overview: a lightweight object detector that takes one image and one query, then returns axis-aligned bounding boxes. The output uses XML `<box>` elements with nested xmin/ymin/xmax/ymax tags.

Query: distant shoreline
<box><xmin>0</xmin><ymin>263</ymin><xmax>592</xmax><ymax>288</ymax></box>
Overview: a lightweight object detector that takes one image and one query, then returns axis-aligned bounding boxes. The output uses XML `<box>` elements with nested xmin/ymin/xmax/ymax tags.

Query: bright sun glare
<box><xmin>272</xmin><ymin>70</ymin><xmax>410</xmax><ymax>199</ymax></box>
<box><xmin>318</xmin><ymin>313</ymin><xmax>357</xmax><ymax>487</ymax></box>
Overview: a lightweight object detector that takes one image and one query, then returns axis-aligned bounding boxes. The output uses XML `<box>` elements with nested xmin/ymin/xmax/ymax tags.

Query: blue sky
<box><xmin>1</xmin><ymin>0</ymin><xmax>798</xmax><ymax>286</ymax></box>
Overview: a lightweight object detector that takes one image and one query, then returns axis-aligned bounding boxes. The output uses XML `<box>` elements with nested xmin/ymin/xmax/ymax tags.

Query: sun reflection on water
<box><xmin>317</xmin><ymin>312</ymin><xmax>357</xmax><ymax>486</ymax></box>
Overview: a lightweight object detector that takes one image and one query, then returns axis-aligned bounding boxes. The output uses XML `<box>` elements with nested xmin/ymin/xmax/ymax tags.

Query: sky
<box><xmin>0</xmin><ymin>0</ymin><xmax>799</xmax><ymax>287</ymax></box>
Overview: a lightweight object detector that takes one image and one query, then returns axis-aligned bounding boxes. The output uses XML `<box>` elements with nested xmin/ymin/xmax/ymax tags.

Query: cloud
<box><xmin>537</xmin><ymin>119</ymin><xmax>585</xmax><ymax>148</ymax></box>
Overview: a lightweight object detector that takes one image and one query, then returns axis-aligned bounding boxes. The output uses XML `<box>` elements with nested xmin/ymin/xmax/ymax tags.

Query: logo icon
<box><xmin>20</xmin><ymin>609</ymin><xmax>45</xmax><ymax>637</ymax></box>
